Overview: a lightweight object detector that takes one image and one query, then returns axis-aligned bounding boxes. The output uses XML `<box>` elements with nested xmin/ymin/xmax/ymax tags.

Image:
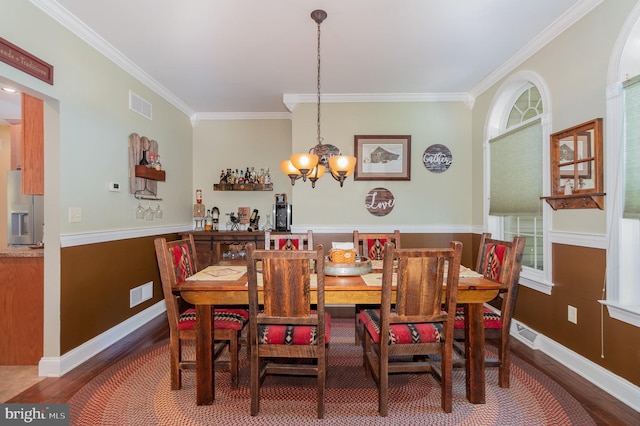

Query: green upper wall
<box><xmin>471</xmin><ymin>0</ymin><xmax>637</xmax><ymax>234</ymax></box>
<box><xmin>1</xmin><ymin>0</ymin><xmax>194</xmax><ymax>236</ymax></box>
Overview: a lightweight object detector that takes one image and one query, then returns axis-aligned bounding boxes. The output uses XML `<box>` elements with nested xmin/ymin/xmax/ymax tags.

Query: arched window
<box><xmin>507</xmin><ymin>86</ymin><xmax>543</xmax><ymax>128</ymax></box>
<box><xmin>485</xmin><ymin>72</ymin><xmax>551</xmax><ymax>293</ymax></box>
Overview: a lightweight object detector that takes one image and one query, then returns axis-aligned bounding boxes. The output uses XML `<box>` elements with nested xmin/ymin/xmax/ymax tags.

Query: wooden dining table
<box><xmin>174</xmin><ymin>261</ymin><xmax>501</xmax><ymax>406</ymax></box>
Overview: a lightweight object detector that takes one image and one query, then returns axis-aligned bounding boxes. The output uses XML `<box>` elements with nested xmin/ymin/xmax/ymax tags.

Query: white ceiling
<box><xmin>2</xmin><ymin>0</ymin><xmax>596</xmax><ymax>123</ymax></box>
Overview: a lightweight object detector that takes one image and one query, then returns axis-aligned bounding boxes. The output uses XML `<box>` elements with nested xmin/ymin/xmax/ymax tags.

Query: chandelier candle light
<box><xmin>280</xmin><ymin>9</ymin><xmax>356</xmax><ymax>188</ymax></box>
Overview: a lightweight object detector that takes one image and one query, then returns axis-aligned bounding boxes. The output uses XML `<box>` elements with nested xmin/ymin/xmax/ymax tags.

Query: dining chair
<box><xmin>453</xmin><ymin>233</ymin><xmax>526</xmax><ymax>388</ymax></box>
<box><xmin>264</xmin><ymin>230</ymin><xmax>313</xmax><ymax>250</ymax></box>
<box><xmin>154</xmin><ymin>235</ymin><xmax>249</xmax><ymax>390</ymax></box>
<box><xmin>352</xmin><ymin>230</ymin><xmax>401</xmax><ymax>345</ymax></box>
<box><xmin>359</xmin><ymin>241</ymin><xmax>463</xmax><ymax>416</ymax></box>
<box><xmin>246</xmin><ymin>242</ymin><xmax>330</xmax><ymax>419</ymax></box>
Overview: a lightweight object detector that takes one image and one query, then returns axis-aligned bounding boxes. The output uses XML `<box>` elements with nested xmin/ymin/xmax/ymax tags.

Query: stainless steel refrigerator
<box><xmin>6</xmin><ymin>170</ymin><xmax>44</xmax><ymax>246</ymax></box>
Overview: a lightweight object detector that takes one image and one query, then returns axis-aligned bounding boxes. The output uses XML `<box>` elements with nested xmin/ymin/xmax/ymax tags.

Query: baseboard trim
<box><xmin>38</xmin><ymin>301</ymin><xmax>166</xmax><ymax>377</ymax></box>
<box><xmin>511</xmin><ymin>319</ymin><xmax>640</xmax><ymax>412</ymax></box>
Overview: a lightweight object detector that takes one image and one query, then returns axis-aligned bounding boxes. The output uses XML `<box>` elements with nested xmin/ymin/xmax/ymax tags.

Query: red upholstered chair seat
<box><xmin>453</xmin><ymin>306</ymin><xmax>502</xmax><ymax>329</ymax></box>
<box><xmin>178</xmin><ymin>308</ymin><xmax>249</xmax><ymax>331</ymax></box>
<box><xmin>360</xmin><ymin>309</ymin><xmax>443</xmax><ymax>345</ymax></box>
<box><xmin>258</xmin><ymin>314</ymin><xmax>331</xmax><ymax>345</ymax></box>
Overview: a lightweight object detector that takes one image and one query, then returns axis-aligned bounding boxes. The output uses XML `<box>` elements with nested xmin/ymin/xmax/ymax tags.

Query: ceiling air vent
<box><xmin>129</xmin><ymin>91</ymin><xmax>152</xmax><ymax>120</ymax></box>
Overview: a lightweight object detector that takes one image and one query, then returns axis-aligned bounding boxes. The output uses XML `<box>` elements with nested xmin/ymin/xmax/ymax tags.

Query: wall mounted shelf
<box><xmin>541</xmin><ymin>193</ymin><xmax>605</xmax><ymax>210</ymax></box>
<box><xmin>213</xmin><ymin>183</ymin><xmax>272</xmax><ymax>191</ymax></box>
<box><xmin>135</xmin><ymin>165</ymin><xmax>165</xmax><ymax>181</ymax></box>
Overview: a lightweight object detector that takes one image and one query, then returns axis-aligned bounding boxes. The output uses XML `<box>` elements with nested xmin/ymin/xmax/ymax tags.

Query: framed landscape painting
<box><xmin>354</xmin><ymin>135</ymin><xmax>411</xmax><ymax>181</ymax></box>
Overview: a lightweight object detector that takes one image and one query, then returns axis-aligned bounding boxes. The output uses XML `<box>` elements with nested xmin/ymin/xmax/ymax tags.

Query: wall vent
<box><xmin>130</xmin><ymin>281</ymin><xmax>154</xmax><ymax>308</ymax></box>
<box><xmin>129</xmin><ymin>91</ymin><xmax>152</xmax><ymax>120</ymax></box>
<box><xmin>515</xmin><ymin>323</ymin><xmax>538</xmax><ymax>345</ymax></box>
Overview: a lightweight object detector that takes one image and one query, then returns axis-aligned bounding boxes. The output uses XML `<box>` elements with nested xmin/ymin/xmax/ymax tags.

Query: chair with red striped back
<box><xmin>453</xmin><ymin>233</ymin><xmax>526</xmax><ymax>388</ymax></box>
<box><xmin>352</xmin><ymin>230</ymin><xmax>401</xmax><ymax>344</ymax></box>
<box><xmin>246</xmin><ymin>242</ymin><xmax>329</xmax><ymax>419</ymax></box>
<box><xmin>154</xmin><ymin>235</ymin><xmax>249</xmax><ymax>390</ymax></box>
<box><xmin>359</xmin><ymin>241</ymin><xmax>463</xmax><ymax>415</ymax></box>
<box><xmin>264</xmin><ymin>230</ymin><xmax>313</xmax><ymax>251</ymax></box>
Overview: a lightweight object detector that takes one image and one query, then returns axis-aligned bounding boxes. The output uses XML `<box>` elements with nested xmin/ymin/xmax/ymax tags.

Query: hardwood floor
<box><xmin>5</xmin><ymin>313</ymin><xmax>639</xmax><ymax>425</ymax></box>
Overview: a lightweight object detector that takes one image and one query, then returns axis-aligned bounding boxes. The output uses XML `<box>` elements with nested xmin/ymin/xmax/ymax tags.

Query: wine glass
<box><xmin>145</xmin><ymin>202</ymin><xmax>155</xmax><ymax>221</ymax></box>
<box><xmin>155</xmin><ymin>204</ymin><xmax>163</xmax><ymax>219</ymax></box>
<box><xmin>263</xmin><ymin>213</ymin><xmax>273</xmax><ymax>231</ymax></box>
<box><xmin>136</xmin><ymin>202</ymin><xmax>145</xmax><ymax>219</ymax></box>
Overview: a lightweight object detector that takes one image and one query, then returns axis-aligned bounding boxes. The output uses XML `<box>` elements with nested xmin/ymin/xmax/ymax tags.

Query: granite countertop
<box><xmin>0</xmin><ymin>246</ymin><xmax>45</xmax><ymax>258</ymax></box>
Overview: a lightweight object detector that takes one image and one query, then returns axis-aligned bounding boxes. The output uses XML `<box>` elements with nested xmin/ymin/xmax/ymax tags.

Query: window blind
<box><xmin>489</xmin><ymin>119</ymin><xmax>542</xmax><ymax>216</ymax></box>
<box><xmin>623</xmin><ymin>75</ymin><xmax>640</xmax><ymax>218</ymax></box>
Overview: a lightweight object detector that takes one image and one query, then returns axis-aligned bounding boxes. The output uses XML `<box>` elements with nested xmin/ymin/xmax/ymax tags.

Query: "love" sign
<box><xmin>365</xmin><ymin>187</ymin><xmax>395</xmax><ymax>217</ymax></box>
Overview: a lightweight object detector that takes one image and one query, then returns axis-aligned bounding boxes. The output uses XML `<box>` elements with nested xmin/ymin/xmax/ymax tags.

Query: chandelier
<box><xmin>280</xmin><ymin>9</ymin><xmax>356</xmax><ymax>188</ymax></box>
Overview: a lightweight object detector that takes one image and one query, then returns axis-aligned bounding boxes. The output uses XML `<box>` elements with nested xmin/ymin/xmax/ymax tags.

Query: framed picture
<box><xmin>354</xmin><ymin>135</ymin><xmax>411</xmax><ymax>181</ymax></box>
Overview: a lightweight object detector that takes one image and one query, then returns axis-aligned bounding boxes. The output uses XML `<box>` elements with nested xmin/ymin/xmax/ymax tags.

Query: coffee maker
<box><xmin>273</xmin><ymin>193</ymin><xmax>292</xmax><ymax>232</ymax></box>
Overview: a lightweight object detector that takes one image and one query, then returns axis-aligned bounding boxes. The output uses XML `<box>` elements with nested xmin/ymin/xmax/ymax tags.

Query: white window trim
<box><xmin>484</xmin><ymin>71</ymin><xmax>553</xmax><ymax>295</ymax></box>
<box><xmin>603</xmin><ymin>3</ymin><xmax>640</xmax><ymax>327</ymax></box>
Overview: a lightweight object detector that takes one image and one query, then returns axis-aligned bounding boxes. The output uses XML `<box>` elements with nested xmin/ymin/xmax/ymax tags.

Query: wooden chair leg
<box><xmin>317</xmin><ymin>345</ymin><xmax>327</xmax><ymax>419</ymax></box>
<box><xmin>362</xmin><ymin>332</ymin><xmax>372</xmax><ymax>379</ymax></box>
<box><xmin>354</xmin><ymin>308</ymin><xmax>360</xmax><ymax>345</ymax></box>
<box><xmin>250</xmin><ymin>347</ymin><xmax>260</xmax><ymax>416</ymax></box>
<box><xmin>441</xmin><ymin>346</ymin><xmax>453</xmax><ymax>413</ymax></box>
<box><xmin>498</xmin><ymin>333</ymin><xmax>510</xmax><ymax>388</ymax></box>
<box><xmin>229</xmin><ymin>332</ymin><xmax>239</xmax><ymax>390</ymax></box>
<box><xmin>379</xmin><ymin>353</ymin><xmax>388</xmax><ymax>417</ymax></box>
<box><xmin>170</xmin><ymin>335</ymin><xmax>181</xmax><ymax>390</ymax></box>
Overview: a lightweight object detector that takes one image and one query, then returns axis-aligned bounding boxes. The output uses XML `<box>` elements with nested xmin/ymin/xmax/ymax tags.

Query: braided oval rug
<box><xmin>69</xmin><ymin>319</ymin><xmax>594</xmax><ymax>425</ymax></box>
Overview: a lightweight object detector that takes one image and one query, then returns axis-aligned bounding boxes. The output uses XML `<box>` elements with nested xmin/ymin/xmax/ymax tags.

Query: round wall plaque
<box><xmin>422</xmin><ymin>144</ymin><xmax>453</xmax><ymax>173</ymax></box>
<box><xmin>364</xmin><ymin>187</ymin><xmax>395</xmax><ymax>217</ymax></box>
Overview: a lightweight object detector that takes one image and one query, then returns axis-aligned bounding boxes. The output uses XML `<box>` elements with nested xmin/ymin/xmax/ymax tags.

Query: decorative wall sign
<box><xmin>422</xmin><ymin>144</ymin><xmax>453</xmax><ymax>173</ymax></box>
<box><xmin>364</xmin><ymin>187</ymin><xmax>395</xmax><ymax>217</ymax></box>
<box><xmin>0</xmin><ymin>37</ymin><xmax>54</xmax><ymax>85</ymax></box>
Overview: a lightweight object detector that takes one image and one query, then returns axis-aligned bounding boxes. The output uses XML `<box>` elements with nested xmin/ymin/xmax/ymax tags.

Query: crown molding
<box><xmin>283</xmin><ymin>92</ymin><xmax>473</xmax><ymax>112</ymax></box>
<box><xmin>194</xmin><ymin>111</ymin><xmax>291</xmax><ymax>122</ymax></box>
<box><xmin>31</xmin><ymin>0</ymin><xmax>603</xmax><ymax>118</ymax></box>
<box><xmin>469</xmin><ymin>0</ymin><xmax>605</xmax><ymax>98</ymax></box>
<box><xmin>29</xmin><ymin>0</ymin><xmax>195</xmax><ymax>118</ymax></box>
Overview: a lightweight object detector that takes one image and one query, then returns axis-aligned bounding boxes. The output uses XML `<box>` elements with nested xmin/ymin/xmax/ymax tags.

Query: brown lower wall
<box><xmin>60</xmin><ymin>233</ymin><xmax>179</xmax><ymax>354</ymax></box>
<box><xmin>59</xmin><ymin>233</ymin><xmax>639</xmax><ymax>387</ymax></box>
<box><xmin>514</xmin><ymin>243</ymin><xmax>640</xmax><ymax>387</ymax></box>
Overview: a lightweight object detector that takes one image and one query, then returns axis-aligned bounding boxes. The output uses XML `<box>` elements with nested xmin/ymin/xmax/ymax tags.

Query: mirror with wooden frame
<box><xmin>543</xmin><ymin>118</ymin><xmax>604</xmax><ymax>210</ymax></box>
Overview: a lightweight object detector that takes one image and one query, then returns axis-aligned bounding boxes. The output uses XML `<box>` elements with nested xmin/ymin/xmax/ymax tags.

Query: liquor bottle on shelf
<box><xmin>148</xmin><ymin>152</ymin><xmax>156</xmax><ymax>169</ymax></box>
<box><xmin>139</xmin><ymin>150</ymin><xmax>149</xmax><ymax>166</ymax></box>
<box><xmin>204</xmin><ymin>209</ymin><xmax>213</xmax><ymax>231</ymax></box>
<box><xmin>154</xmin><ymin>154</ymin><xmax>162</xmax><ymax>170</ymax></box>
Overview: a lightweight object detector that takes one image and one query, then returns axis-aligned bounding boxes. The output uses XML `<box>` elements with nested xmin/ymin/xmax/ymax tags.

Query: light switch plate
<box><xmin>69</xmin><ymin>207</ymin><xmax>82</xmax><ymax>223</ymax></box>
<box><xmin>567</xmin><ymin>305</ymin><xmax>577</xmax><ymax>324</ymax></box>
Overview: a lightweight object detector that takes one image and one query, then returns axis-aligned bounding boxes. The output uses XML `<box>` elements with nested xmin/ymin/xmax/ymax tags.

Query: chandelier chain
<box><xmin>316</xmin><ymin>18</ymin><xmax>323</xmax><ymax>145</ymax></box>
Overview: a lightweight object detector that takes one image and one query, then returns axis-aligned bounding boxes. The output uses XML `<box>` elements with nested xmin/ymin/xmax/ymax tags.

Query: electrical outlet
<box><xmin>568</xmin><ymin>305</ymin><xmax>577</xmax><ymax>324</ymax></box>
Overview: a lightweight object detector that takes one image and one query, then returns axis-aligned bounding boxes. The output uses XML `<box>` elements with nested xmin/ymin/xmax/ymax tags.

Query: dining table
<box><xmin>174</xmin><ymin>260</ymin><xmax>501</xmax><ymax>406</ymax></box>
